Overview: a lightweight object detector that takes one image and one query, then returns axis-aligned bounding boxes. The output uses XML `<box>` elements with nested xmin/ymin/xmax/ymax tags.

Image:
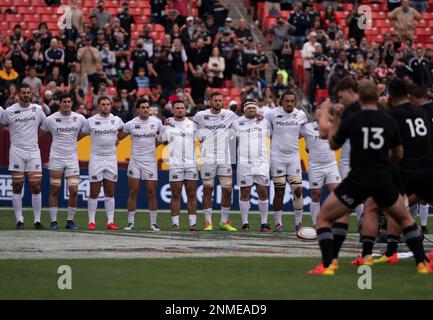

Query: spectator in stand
<box><xmin>346</xmin><ymin>37</ymin><xmax>362</xmax><ymax>64</ymax></box>
<box><xmin>169</xmin><ymin>38</ymin><xmax>188</xmax><ymax>87</ymax></box>
<box><xmin>0</xmin><ymin>59</ymin><xmax>20</xmax><ymax>92</ymax></box>
<box><xmin>329</xmin><ymin>49</ymin><xmax>353</xmax><ymax>79</ymax></box>
<box><xmin>328</xmin><ymin>65</ymin><xmax>349</xmax><ymax>102</ymax></box>
<box><xmin>135</xmin><ymin>67</ymin><xmax>151</xmax><ymax>89</ymax></box>
<box><xmin>100</xmin><ymin>42</ymin><xmax>117</xmax><ymax>79</ymax></box>
<box><xmin>269</xmin><ymin>18</ymin><xmax>294</xmax><ymax>62</ymax></box>
<box><xmin>388</xmin><ymin>0</ymin><xmax>402</xmax><ymax>12</ymax></box>
<box><xmin>94</xmin><ymin>29</ymin><xmax>108</xmax><ymax>51</ymax></box>
<box><xmin>23</xmin><ymin>67</ymin><xmax>43</xmax><ymax>97</ymax></box>
<box><xmin>45</xmin><ymin>66</ymin><xmax>65</xmax><ymax>91</ymax></box>
<box><xmin>289</xmin><ymin>1</ymin><xmax>311</xmax><ymax>49</ymax></box>
<box><xmin>379</xmin><ymin>33</ymin><xmax>398</xmax><ymax>67</ymax></box>
<box><xmin>89</xmin><ymin>62</ymin><xmax>113</xmax><ymax>94</ymax></box>
<box><xmin>301</xmin><ymin>31</ymin><xmax>317</xmax><ymax>96</ymax></box>
<box><xmin>346</xmin><ymin>3</ymin><xmax>365</xmax><ymax>46</ymax></box>
<box><xmin>44</xmin><ymin>38</ymin><xmax>65</xmax><ymax>75</ymax></box>
<box><xmin>151</xmin><ymin>0</ymin><xmax>168</xmax><ymax>23</ymax></box>
<box><xmin>272</xmin><ymin>60</ymin><xmax>289</xmax><ymax>86</ymax></box>
<box><xmin>389</xmin><ymin>0</ymin><xmax>421</xmax><ymax>41</ymax></box>
<box><xmin>309</xmin><ymin>43</ymin><xmax>328</xmax><ymax>104</ymax></box>
<box><xmin>117</xmin><ymin>68</ymin><xmax>138</xmax><ymax>99</ymax></box>
<box><xmin>112</xmin><ymin>17</ymin><xmax>129</xmax><ymax>42</ymax></box>
<box><xmin>112</xmin><ymin>32</ymin><xmax>129</xmax><ymax>63</ymax></box>
<box><xmin>205</xmin><ymin>15</ymin><xmax>219</xmax><ymax>41</ymax></box>
<box><xmin>231</xmin><ymin>43</ymin><xmax>247</xmax><ymax>88</ymax></box>
<box><xmin>6</xmin><ymin>40</ymin><xmax>28</xmax><ymax>81</ymax></box>
<box><xmin>149</xmin><ymin>84</ymin><xmax>162</xmax><ymax>105</ymax></box>
<box><xmin>207</xmin><ymin>47</ymin><xmax>225</xmax><ymax>88</ymax></box>
<box><xmin>163</xmin><ymin>8</ymin><xmax>183</xmax><ymax>34</ymax></box>
<box><xmin>155</xmin><ymin>48</ymin><xmax>177</xmax><ymax>96</ymax></box>
<box><xmin>394</xmin><ymin>58</ymin><xmax>413</xmax><ymax>80</ymax></box>
<box><xmin>111</xmin><ymin>96</ymin><xmax>130</xmax><ymax>122</ymax></box>
<box><xmin>181</xmin><ymin>16</ymin><xmax>197</xmax><ymax>49</ymax></box>
<box><xmin>68</xmin><ymin>63</ymin><xmax>89</xmax><ymax>94</ymax></box>
<box><xmin>64</xmin><ymin>39</ymin><xmax>78</xmax><ymax>78</ymax></box>
<box><xmin>78</xmin><ymin>36</ymin><xmax>101</xmax><ymax>84</ymax></box>
<box><xmin>234</xmin><ymin>18</ymin><xmax>252</xmax><ymax>44</ymax></box>
<box><xmin>70</xmin><ymin>0</ymin><xmax>84</xmax><ymax>33</ymax></box>
<box><xmin>131</xmin><ymin>38</ymin><xmax>153</xmax><ymax>78</ymax></box>
<box><xmin>91</xmin><ymin>1</ymin><xmax>113</xmax><ymax>30</ymax></box>
<box><xmin>211</xmin><ymin>0</ymin><xmax>229</xmax><ymax>27</ymax></box>
<box><xmin>351</xmin><ymin>53</ymin><xmax>367</xmax><ymax>74</ymax></box>
<box><xmin>281</xmin><ymin>37</ymin><xmax>295</xmax><ymax>75</ymax></box>
<box><xmin>408</xmin><ymin>46</ymin><xmax>432</xmax><ymax>87</ymax></box>
<box><xmin>412</xmin><ymin>0</ymin><xmax>427</xmax><ymax>12</ymax></box>
<box><xmin>10</xmin><ymin>24</ymin><xmax>24</xmax><ymax>44</ymax></box>
<box><xmin>188</xmin><ymin>38</ymin><xmax>210</xmax><ymax>79</ymax></box>
<box><xmin>118</xmin><ymin>88</ymin><xmax>135</xmax><ymax>114</ymax></box>
<box><xmin>272</xmin><ymin>74</ymin><xmax>289</xmax><ymax>98</ymax></box>
<box><xmin>247</xmin><ymin>43</ymin><xmax>269</xmax><ymax>85</ymax></box>
<box><xmin>323</xmin><ymin>4</ymin><xmax>337</xmax><ymax>27</ymax></box>
<box><xmin>194</xmin><ymin>18</ymin><xmax>212</xmax><ymax>47</ymax></box>
<box><xmin>117</xmin><ymin>2</ymin><xmax>135</xmax><ymax>46</ymax></box>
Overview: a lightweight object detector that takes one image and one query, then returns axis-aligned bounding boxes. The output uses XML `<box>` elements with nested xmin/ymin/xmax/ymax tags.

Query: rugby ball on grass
<box><xmin>297</xmin><ymin>227</ymin><xmax>317</xmax><ymax>241</ymax></box>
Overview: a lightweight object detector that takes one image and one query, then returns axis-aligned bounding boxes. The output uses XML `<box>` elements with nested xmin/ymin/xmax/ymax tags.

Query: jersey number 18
<box><xmin>405</xmin><ymin>118</ymin><xmax>427</xmax><ymax>138</ymax></box>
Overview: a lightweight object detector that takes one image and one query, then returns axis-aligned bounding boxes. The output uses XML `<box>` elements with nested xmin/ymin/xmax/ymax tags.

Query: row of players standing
<box><xmin>0</xmin><ymin>83</ymin><xmax>347</xmax><ymax>232</ymax></box>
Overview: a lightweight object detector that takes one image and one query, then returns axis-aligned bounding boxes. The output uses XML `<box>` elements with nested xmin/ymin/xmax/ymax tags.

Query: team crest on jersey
<box><xmin>14</xmin><ymin>165</ymin><xmax>19</xmax><ymax>169</ymax></box>
<box><xmin>73</xmin><ymin>117</ymin><xmax>77</xmax><ymax>122</ymax></box>
<box><xmin>56</xmin><ymin>118</ymin><xmax>61</xmax><ymax>122</ymax></box>
<box><xmin>314</xmin><ymin>127</ymin><xmax>318</xmax><ymax>131</ymax></box>
<box><xmin>135</xmin><ymin>125</ymin><xmax>141</xmax><ymax>129</ymax></box>
<box><xmin>128</xmin><ymin>170</ymin><xmax>133</xmax><ymax>175</ymax></box>
<box><xmin>277</xmin><ymin>170</ymin><xmax>283</xmax><ymax>174</ymax></box>
<box><xmin>14</xmin><ymin>110</ymin><xmax>20</xmax><ymax>114</ymax></box>
<box><xmin>277</xmin><ymin>115</ymin><xmax>283</xmax><ymax>118</ymax></box>
<box><xmin>204</xmin><ymin>116</ymin><xmax>210</xmax><ymax>120</ymax></box>
<box><xmin>296</xmin><ymin>169</ymin><xmax>300</xmax><ymax>174</ymax></box>
<box><xmin>92</xmin><ymin>175</ymin><xmax>97</xmax><ymax>180</ymax></box>
<box><xmin>113</xmin><ymin>175</ymin><xmax>117</xmax><ymax>179</ymax></box>
<box><xmin>220</xmin><ymin>115</ymin><xmax>225</xmax><ymax>120</ymax></box>
<box><xmin>150</xmin><ymin>124</ymin><xmax>155</xmax><ymax>129</ymax></box>
<box><xmin>193</xmin><ymin>173</ymin><xmax>197</xmax><ymax>178</ymax></box>
<box><xmin>173</xmin><ymin>175</ymin><xmax>178</xmax><ymax>179</ymax></box>
<box><xmin>111</xmin><ymin>120</ymin><xmax>115</xmax><ymax>125</ymax></box>
<box><xmin>241</xmin><ymin>180</ymin><xmax>246</xmax><ymax>185</ymax></box>
<box><xmin>32</xmin><ymin>107</ymin><xmax>36</xmax><ymax>112</ymax></box>
<box><xmin>205</xmin><ymin>172</ymin><xmax>211</xmax><ymax>177</ymax></box>
<box><xmin>336</xmin><ymin>176</ymin><xmax>340</xmax><ymax>180</ymax></box>
<box><xmin>239</xmin><ymin>122</ymin><xmax>244</xmax><ymax>126</ymax></box>
<box><xmin>312</xmin><ymin>182</ymin><xmax>318</xmax><ymax>187</ymax></box>
<box><xmin>149</xmin><ymin>173</ymin><xmax>153</xmax><ymax>178</ymax></box>
<box><xmin>95</xmin><ymin>121</ymin><xmax>101</xmax><ymax>125</ymax></box>
<box><xmin>227</xmin><ymin>168</ymin><xmax>231</xmax><ymax>173</ymax></box>
<box><xmin>35</xmin><ymin>164</ymin><xmax>40</xmax><ymax>169</ymax></box>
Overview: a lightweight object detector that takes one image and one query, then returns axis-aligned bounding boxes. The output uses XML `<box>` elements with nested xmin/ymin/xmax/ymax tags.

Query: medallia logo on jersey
<box><xmin>275</xmin><ymin>120</ymin><xmax>299</xmax><ymax>126</ymax></box>
<box><xmin>56</xmin><ymin>118</ymin><xmax>62</xmax><ymax>123</ymax></box>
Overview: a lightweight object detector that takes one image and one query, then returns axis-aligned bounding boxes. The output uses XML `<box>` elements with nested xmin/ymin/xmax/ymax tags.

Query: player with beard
<box><xmin>0</xmin><ymin>84</ymin><xmax>46</xmax><ymax>229</ymax></box>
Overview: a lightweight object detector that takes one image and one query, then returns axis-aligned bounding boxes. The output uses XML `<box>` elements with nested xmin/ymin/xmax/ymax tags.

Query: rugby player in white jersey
<box><xmin>193</xmin><ymin>91</ymin><xmax>238</xmax><ymax>231</ymax></box>
<box><xmin>266</xmin><ymin>90</ymin><xmax>308</xmax><ymax>233</ymax></box>
<box><xmin>39</xmin><ymin>93</ymin><xmax>86</xmax><ymax>230</ymax></box>
<box><xmin>0</xmin><ymin>84</ymin><xmax>46</xmax><ymax>229</ymax></box>
<box><xmin>334</xmin><ymin>79</ymin><xmax>364</xmax><ymax>224</ymax></box>
<box><xmin>232</xmin><ymin>99</ymin><xmax>272</xmax><ymax>232</ymax></box>
<box><xmin>80</xmin><ymin>96</ymin><xmax>124</xmax><ymax>230</ymax></box>
<box><xmin>300</xmin><ymin>103</ymin><xmax>341</xmax><ymax>226</ymax></box>
<box><xmin>159</xmin><ymin>100</ymin><xmax>200</xmax><ymax>231</ymax></box>
<box><xmin>0</xmin><ymin>106</ymin><xmax>4</xmax><ymax>122</ymax></box>
<box><xmin>118</xmin><ymin>98</ymin><xmax>163</xmax><ymax>231</ymax></box>
<box><xmin>256</xmin><ymin>97</ymin><xmax>272</xmax><ymax>118</ymax></box>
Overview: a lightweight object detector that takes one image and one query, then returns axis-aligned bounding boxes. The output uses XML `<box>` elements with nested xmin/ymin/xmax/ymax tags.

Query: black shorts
<box><xmin>391</xmin><ymin>165</ymin><xmax>406</xmax><ymax>195</ymax></box>
<box><xmin>334</xmin><ymin>170</ymin><xmax>400</xmax><ymax>209</ymax></box>
<box><xmin>402</xmin><ymin>167</ymin><xmax>433</xmax><ymax>203</ymax></box>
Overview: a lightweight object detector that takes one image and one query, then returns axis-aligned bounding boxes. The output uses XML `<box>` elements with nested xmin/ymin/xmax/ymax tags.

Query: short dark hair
<box><xmin>210</xmin><ymin>91</ymin><xmax>222</xmax><ymax>99</ymax></box>
<box><xmin>280</xmin><ymin>90</ymin><xmax>297</xmax><ymax>101</ymax></box>
<box><xmin>407</xmin><ymin>83</ymin><xmax>427</xmax><ymax>99</ymax></box>
<box><xmin>97</xmin><ymin>96</ymin><xmax>111</xmax><ymax>105</ymax></box>
<box><xmin>334</xmin><ymin>77</ymin><xmax>358</xmax><ymax>94</ymax></box>
<box><xmin>18</xmin><ymin>83</ymin><xmax>31</xmax><ymax>91</ymax></box>
<box><xmin>388</xmin><ymin>78</ymin><xmax>408</xmax><ymax>99</ymax></box>
<box><xmin>59</xmin><ymin>92</ymin><xmax>73</xmax><ymax>102</ymax></box>
<box><xmin>136</xmin><ymin>98</ymin><xmax>150</xmax><ymax>108</ymax></box>
<box><xmin>172</xmin><ymin>100</ymin><xmax>185</xmax><ymax>108</ymax></box>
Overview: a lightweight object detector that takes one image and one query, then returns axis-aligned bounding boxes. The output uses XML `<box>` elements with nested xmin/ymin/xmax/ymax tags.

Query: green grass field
<box><xmin>0</xmin><ymin>209</ymin><xmax>432</xmax><ymax>299</ymax></box>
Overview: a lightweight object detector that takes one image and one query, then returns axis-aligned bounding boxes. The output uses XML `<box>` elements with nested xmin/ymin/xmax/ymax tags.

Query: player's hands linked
<box><xmin>332</xmin><ymin>103</ymin><xmax>344</xmax><ymax>119</ymax></box>
<box><xmin>255</xmin><ymin>113</ymin><xmax>264</xmax><ymax>122</ymax></box>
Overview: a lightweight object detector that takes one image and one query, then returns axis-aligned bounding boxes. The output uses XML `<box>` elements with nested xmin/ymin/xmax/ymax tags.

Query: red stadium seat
<box><xmin>418</xmin><ymin>20</ymin><xmax>428</xmax><ymax>28</ymax></box>
<box><xmin>30</xmin><ymin>0</ymin><xmax>45</xmax><ymax>6</ymax></box>
<box><xmin>17</xmin><ymin>6</ymin><xmax>34</xmax><ymax>14</ymax></box>
<box><xmin>5</xmin><ymin>14</ymin><xmax>22</xmax><ymax>23</ymax></box>
<box><xmin>371</xmin><ymin>12</ymin><xmax>386</xmax><ymax>20</ymax></box>
<box><xmin>36</xmin><ymin>6</ymin><xmax>54</xmax><ymax>14</ymax></box>
<box><xmin>27</xmin><ymin>22</ymin><xmax>40</xmax><ymax>30</ymax></box>
<box><xmin>220</xmin><ymin>88</ymin><xmax>230</xmax><ymax>96</ymax></box>
<box><xmin>374</xmin><ymin>19</ymin><xmax>391</xmax><ymax>28</ymax></box>
<box><xmin>107</xmin><ymin>87</ymin><xmax>118</xmax><ymax>96</ymax></box>
<box><xmin>223</xmin><ymin>80</ymin><xmax>233</xmax><ymax>89</ymax></box>
<box><xmin>364</xmin><ymin>27</ymin><xmax>378</xmax><ymax>35</ymax></box>
<box><xmin>191</xmin><ymin>8</ymin><xmax>198</xmax><ymax>16</ymax></box>
<box><xmin>416</xmin><ymin>28</ymin><xmax>431</xmax><ymax>36</ymax></box>
<box><xmin>230</xmin><ymin>88</ymin><xmax>242</xmax><ymax>97</ymax></box>
<box><xmin>137</xmin><ymin>88</ymin><xmax>150</xmax><ymax>97</ymax></box>
<box><xmin>23</xmin><ymin>14</ymin><xmax>41</xmax><ymax>22</ymax></box>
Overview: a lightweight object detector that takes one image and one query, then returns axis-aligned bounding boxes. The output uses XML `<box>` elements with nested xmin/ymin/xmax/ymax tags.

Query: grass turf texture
<box><xmin>1</xmin><ymin>209</ymin><xmax>432</xmax><ymax>299</ymax></box>
<box><xmin>0</xmin><ymin>257</ymin><xmax>433</xmax><ymax>299</ymax></box>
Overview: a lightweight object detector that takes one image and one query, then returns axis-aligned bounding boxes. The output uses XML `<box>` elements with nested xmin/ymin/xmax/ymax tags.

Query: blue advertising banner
<box><xmin>0</xmin><ymin>168</ymin><xmax>320</xmax><ymax>211</ymax></box>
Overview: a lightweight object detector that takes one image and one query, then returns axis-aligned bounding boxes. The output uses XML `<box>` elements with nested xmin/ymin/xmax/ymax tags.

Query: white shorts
<box><xmin>127</xmin><ymin>158</ymin><xmax>157</xmax><ymax>181</ymax></box>
<box><xmin>89</xmin><ymin>158</ymin><xmax>118</xmax><ymax>182</ymax></box>
<box><xmin>309</xmin><ymin>161</ymin><xmax>341</xmax><ymax>189</ymax></box>
<box><xmin>338</xmin><ymin>161</ymin><xmax>350</xmax><ymax>180</ymax></box>
<box><xmin>48</xmin><ymin>158</ymin><xmax>79</xmax><ymax>177</ymax></box>
<box><xmin>200</xmin><ymin>163</ymin><xmax>232</xmax><ymax>179</ymax></box>
<box><xmin>9</xmin><ymin>147</ymin><xmax>42</xmax><ymax>172</ymax></box>
<box><xmin>169</xmin><ymin>167</ymin><xmax>199</xmax><ymax>182</ymax></box>
<box><xmin>237</xmin><ymin>163</ymin><xmax>270</xmax><ymax>187</ymax></box>
<box><xmin>270</xmin><ymin>154</ymin><xmax>302</xmax><ymax>177</ymax></box>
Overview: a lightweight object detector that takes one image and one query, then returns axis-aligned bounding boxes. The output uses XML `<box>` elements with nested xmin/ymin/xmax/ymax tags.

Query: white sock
<box><xmin>128</xmin><ymin>211</ymin><xmax>135</xmax><ymax>224</ymax></box>
<box><xmin>12</xmin><ymin>193</ymin><xmax>23</xmax><ymax>222</ymax></box>
<box><xmin>32</xmin><ymin>193</ymin><xmax>42</xmax><ymax>223</ymax></box>
<box><xmin>294</xmin><ymin>209</ymin><xmax>303</xmax><ymax>225</ymax></box>
<box><xmin>49</xmin><ymin>207</ymin><xmax>58</xmax><ymax>222</ymax></box>
<box><xmin>258</xmin><ymin>200</ymin><xmax>269</xmax><ymax>224</ymax></box>
<box><xmin>105</xmin><ymin>197</ymin><xmax>115</xmax><ymax>224</ymax></box>
<box><xmin>204</xmin><ymin>208</ymin><xmax>212</xmax><ymax>223</ymax></box>
<box><xmin>310</xmin><ymin>201</ymin><xmax>320</xmax><ymax>226</ymax></box>
<box><xmin>67</xmin><ymin>207</ymin><xmax>76</xmax><ymax>221</ymax></box>
<box><xmin>274</xmin><ymin>210</ymin><xmax>283</xmax><ymax>226</ymax></box>
<box><xmin>88</xmin><ymin>198</ymin><xmax>98</xmax><ymax>224</ymax></box>
<box><xmin>239</xmin><ymin>200</ymin><xmax>250</xmax><ymax>225</ymax></box>
<box><xmin>419</xmin><ymin>204</ymin><xmax>429</xmax><ymax>226</ymax></box>
<box><xmin>355</xmin><ymin>204</ymin><xmax>364</xmax><ymax>222</ymax></box>
<box><xmin>189</xmin><ymin>214</ymin><xmax>197</xmax><ymax>226</ymax></box>
<box><xmin>172</xmin><ymin>215</ymin><xmax>179</xmax><ymax>226</ymax></box>
<box><xmin>220</xmin><ymin>207</ymin><xmax>230</xmax><ymax>224</ymax></box>
<box><xmin>150</xmin><ymin>210</ymin><xmax>157</xmax><ymax>225</ymax></box>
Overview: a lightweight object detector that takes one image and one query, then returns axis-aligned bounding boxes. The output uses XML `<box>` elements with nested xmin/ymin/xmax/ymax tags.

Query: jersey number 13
<box><xmin>362</xmin><ymin>127</ymin><xmax>384</xmax><ymax>150</ymax></box>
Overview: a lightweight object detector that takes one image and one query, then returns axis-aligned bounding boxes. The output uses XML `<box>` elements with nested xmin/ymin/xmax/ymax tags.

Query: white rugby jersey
<box><xmin>82</xmin><ymin>113</ymin><xmax>124</xmax><ymax>159</ymax></box>
<box><xmin>266</xmin><ymin>107</ymin><xmax>308</xmax><ymax>158</ymax></box>
<box><xmin>257</xmin><ymin>105</ymin><xmax>271</xmax><ymax>118</ymax></box>
<box><xmin>300</xmin><ymin>121</ymin><xmax>336</xmax><ymax>164</ymax></box>
<box><xmin>340</xmin><ymin>140</ymin><xmax>351</xmax><ymax>166</ymax></box>
<box><xmin>41</xmin><ymin>111</ymin><xmax>86</xmax><ymax>160</ymax></box>
<box><xmin>160</xmin><ymin>118</ymin><xmax>197</xmax><ymax>169</ymax></box>
<box><xmin>232</xmin><ymin>116</ymin><xmax>271</xmax><ymax>165</ymax></box>
<box><xmin>0</xmin><ymin>103</ymin><xmax>46</xmax><ymax>151</ymax></box>
<box><xmin>193</xmin><ymin>108</ymin><xmax>237</xmax><ymax>165</ymax></box>
<box><xmin>122</xmin><ymin>116</ymin><xmax>163</xmax><ymax>162</ymax></box>
<box><xmin>0</xmin><ymin>106</ymin><xmax>4</xmax><ymax>123</ymax></box>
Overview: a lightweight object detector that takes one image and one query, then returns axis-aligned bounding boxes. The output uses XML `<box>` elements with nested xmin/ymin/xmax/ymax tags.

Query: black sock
<box><xmin>361</xmin><ymin>235</ymin><xmax>375</xmax><ymax>257</ymax></box>
<box><xmin>385</xmin><ymin>234</ymin><xmax>400</xmax><ymax>257</ymax></box>
<box><xmin>332</xmin><ymin>222</ymin><xmax>348</xmax><ymax>259</ymax></box>
<box><xmin>403</xmin><ymin>224</ymin><xmax>425</xmax><ymax>265</ymax></box>
<box><xmin>317</xmin><ymin>227</ymin><xmax>334</xmax><ymax>268</ymax></box>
